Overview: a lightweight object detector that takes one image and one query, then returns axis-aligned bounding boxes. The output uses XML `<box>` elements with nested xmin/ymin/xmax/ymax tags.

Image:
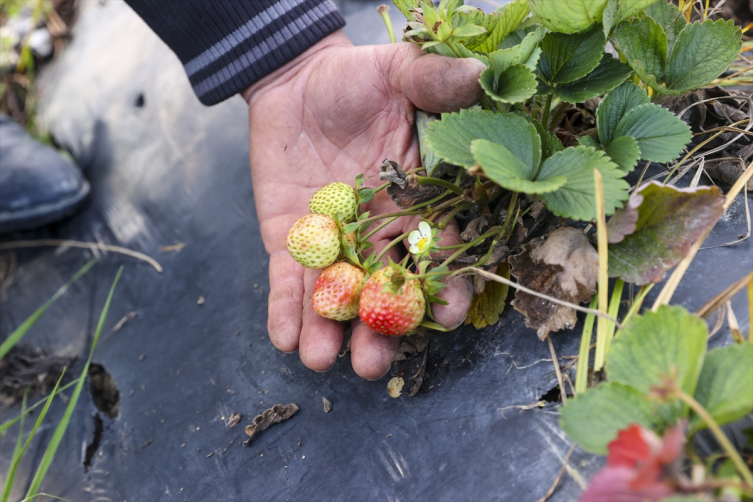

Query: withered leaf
<box><xmin>244</xmin><ymin>403</ymin><xmax>299</xmax><ymax>445</ymax></box>
<box><xmin>322</xmin><ymin>397</ymin><xmax>332</xmax><ymax>413</ymax></box>
<box><xmin>380</xmin><ymin>160</ymin><xmax>445</xmax><ymax>209</ymax></box>
<box><xmin>606</xmin><ymin>193</ymin><xmax>643</xmax><ymax>243</ymax></box>
<box><xmin>227</xmin><ymin>412</ymin><xmax>241</xmax><ymax>427</ymax></box>
<box><xmin>466</xmin><ymin>262</ymin><xmax>510</xmax><ymax>330</ymax></box>
<box><xmin>608</xmin><ymin>182</ymin><xmax>725</xmax><ymax>285</ymax></box>
<box><xmin>509</xmin><ymin>228</ymin><xmax>598</xmax><ymax>340</ymax></box>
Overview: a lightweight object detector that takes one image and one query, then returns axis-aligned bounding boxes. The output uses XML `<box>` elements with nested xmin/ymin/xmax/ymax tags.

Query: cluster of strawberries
<box><xmin>286</xmin><ymin>182</ymin><xmax>425</xmax><ymax>336</ymax></box>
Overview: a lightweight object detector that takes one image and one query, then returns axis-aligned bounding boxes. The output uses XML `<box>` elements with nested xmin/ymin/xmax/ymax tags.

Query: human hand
<box><xmin>242</xmin><ymin>30</ymin><xmax>484</xmax><ymax>380</ymax></box>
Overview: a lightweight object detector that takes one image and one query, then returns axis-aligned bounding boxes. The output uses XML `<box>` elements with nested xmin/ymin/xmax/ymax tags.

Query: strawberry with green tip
<box><xmin>309</xmin><ymin>182</ymin><xmax>358</xmax><ymax>222</ymax></box>
<box><xmin>358</xmin><ymin>266</ymin><xmax>426</xmax><ymax>336</ymax></box>
<box><xmin>312</xmin><ymin>262</ymin><xmax>365</xmax><ymax>321</ymax></box>
<box><xmin>287</xmin><ymin>214</ymin><xmax>341</xmax><ymax>269</ymax></box>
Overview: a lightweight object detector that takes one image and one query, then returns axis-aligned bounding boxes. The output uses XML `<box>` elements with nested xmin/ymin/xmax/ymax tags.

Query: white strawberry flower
<box><xmin>408</xmin><ymin>221</ymin><xmax>433</xmax><ymax>256</ymax></box>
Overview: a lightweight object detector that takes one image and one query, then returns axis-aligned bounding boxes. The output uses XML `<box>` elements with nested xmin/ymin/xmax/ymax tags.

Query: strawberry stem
<box><xmin>374</xmin><ymin>231</ymin><xmax>411</xmax><ymax>263</ymax></box>
<box><xmin>415</xmin><ymin>176</ymin><xmax>465</xmax><ymax>195</ymax></box>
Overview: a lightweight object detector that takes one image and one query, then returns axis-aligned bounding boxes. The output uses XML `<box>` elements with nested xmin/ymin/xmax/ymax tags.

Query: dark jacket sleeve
<box><xmin>124</xmin><ymin>0</ymin><xmax>345</xmax><ymax>105</ymax></box>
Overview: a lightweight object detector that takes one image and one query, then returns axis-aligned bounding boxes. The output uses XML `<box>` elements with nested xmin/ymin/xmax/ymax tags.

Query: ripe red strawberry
<box><xmin>359</xmin><ymin>267</ymin><xmax>426</xmax><ymax>336</ymax></box>
<box><xmin>287</xmin><ymin>214</ymin><xmax>341</xmax><ymax>269</ymax></box>
<box><xmin>312</xmin><ymin>262</ymin><xmax>365</xmax><ymax>321</ymax></box>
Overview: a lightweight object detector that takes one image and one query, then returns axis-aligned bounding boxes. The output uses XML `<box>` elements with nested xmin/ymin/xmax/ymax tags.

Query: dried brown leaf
<box><xmin>322</xmin><ymin>397</ymin><xmax>332</xmax><ymax>413</ymax></box>
<box><xmin>509</xmin><ymin>228</ymin><xmax>598</xmax><ymax>340</ymax></box>
<box><xmin>227</xmin><ymin>413</ymin><xmax>241</xmax><ymax>427</ymax></box>
<box><xmin>244</xmin><ymin>403</ymin><xmax>299</xmax><ymax>445</ymax></box>
<box><xmin>380</xmin><ymin>160</ymin><xmax>444</xmax><ymax>209</ymax></box>
<box><xmin>606</xmin><ymin>193</ymin><xmax>643</xmax><ymax>243</ymax></box>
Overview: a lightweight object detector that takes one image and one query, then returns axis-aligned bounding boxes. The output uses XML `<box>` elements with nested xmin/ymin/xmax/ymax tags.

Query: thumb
<box><xmin>396</xmin><ymin>44</ymin><xmax>486</xmax><ymax>113</ymax></box>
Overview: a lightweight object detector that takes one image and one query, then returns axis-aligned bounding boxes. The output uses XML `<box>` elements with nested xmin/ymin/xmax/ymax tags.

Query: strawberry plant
<box><xmin>286</xmin><ymin>0</ymin><xmax>751</xmax><ymax>498</ymax></box>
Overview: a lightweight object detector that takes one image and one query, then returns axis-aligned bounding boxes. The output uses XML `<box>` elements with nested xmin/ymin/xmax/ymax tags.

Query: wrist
<box><xmin>241</xmin><ymin>30</ymin><xmax>353</xmax><ymax>105</ymax></box>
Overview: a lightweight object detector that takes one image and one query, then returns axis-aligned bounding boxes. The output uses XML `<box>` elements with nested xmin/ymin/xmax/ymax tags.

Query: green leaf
<box><xmin>533</xmin><ymin>121</ymin><xmax>564</xmax><ymax>161</ymax></box>
<box><xmin>664</xmin><ymin>19</ymin><xmax>742</xmax><ymax>93</ymax></box>
<box><xmin>392</xmin><ymin>0</ymin><xmax>420</xmax><ymax>21</ymax></box>
<box><xmin>0</xmin><ymin>259</ymin><xmax>97</xmax><ymax>360</ymax></box>
<box><xmin>607</xmin><ymin>305</ymin><xmax>707</xmax><ymax>398</ymax></box>
<box><xmin>489</xmin><ymin>25</ymin><xmax>546</xmax><ymax>72</ymax></box>
<box><xmin>605</xmin><ymin>135</ymin><xmax>641</xmax><ymax>172</ymax></box>
<box><xmin>613</xmin><ymin>103</ymin><xmax>691</xmax><ymax>163</ymax></box>
<box><xmin>480</xmin><ymin>64</ymin><xmax>539</xmax><ymax>105</ymax></box>
<box><xmin>465</xmin><ymin>262</ymin><xmax>509</xmax><ymax>329</ymax></box>
<box><xmin>500</xmin><ymin>24</ymin><xmax>542</xmax><ymax>50</ymax></box>
<box><xmin>549</xmin><ymin>53</ymin><xmax>633</xmax><ymax>103</ymax></box>
<box><xmin>426</xmin><ymin>110</ymin><xmax>542</xmax><ymax>170</ymax></box>
<box><xmin>560</xmin><ymin>382</ymin><xmax>656</xmax><ymax>455</ymax></box>
<box><xmin>415</xmin><ymin>110</ymin><xmax>441</xmax><ymax>177</ymax></box>
<box><xmin>452</xmin><ymin>23</ymin><xmax>487</xmax><ymax>38</ymax></box>
<box><xmin>691</xmin><ymin>343</ymin><xmax>753</xmax><ymax>434</ymax></box>
<box><xmin>602</xmin><ymin>0</ymin><xmax>660</xmax><ymax>36</ymax></box>
<box><xmin>471</xmin><ymin>139</ymin><xmax>566</xmax><ymax>194</ymax></box>
<box><xmin>537</xmin><ymin>23</ymin><xmax>607</xmax><ymax>85</ymax></box>
<box><xmin>530</xmin><ymin>0</ymin><xmax>608</xmax><ymax>34</ymax></box>
<box><xmin>611</xmin><ymin>15</ymin><xmax>668</xmax><ymax>87</ymax></box>
<box><xmin>608</xmin><ymin>182</ymin><xmax>725</xmax><ymax>285</ymax></box>
<box><xmin>596</xmin><ymin>81</ymin><xmax>650</xmax><ymax>146</ymax></box>
<box><xmin>471</xmin><ymin>0</ymin><xmax>530</xmax><ymax>54</ymax></box>
<box><xmin>645</xmin><ymin>0</ymin><xmax>686</xmax><ymax>55</ymax></box>
<box><xmin>538</xmin><ymin>146</ymin><xmax>630</xmax><ymax>221</ymax></box>
<box><xmin>578</xmin><ymin>135</ymin><xmax>601</xmax><ymax>149</ymax></box>
<box><xmin>358</xmin><ymin>188</ymin><xmax>375</xmax><ymax>205</ymax></box>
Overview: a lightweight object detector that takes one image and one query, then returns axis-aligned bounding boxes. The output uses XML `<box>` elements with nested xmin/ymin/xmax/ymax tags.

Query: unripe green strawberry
<box><xmin>359</xmin><ymin>267</ymin><xmax>426</xmax><ymax>336</ymax></box>
<box><xmin>309</xmin><ymin>182</ymin><xmax>358</xmax><ymax>222</ymax></box>
<box><xmin>312</xmin><ymin>262</ymin><xmax>365</xmax><ymax>321</ymax></box>
<box><xmin>287</xmin><ymin>214</ymin><xmax>341</xmax><ymax>269</ymax></box>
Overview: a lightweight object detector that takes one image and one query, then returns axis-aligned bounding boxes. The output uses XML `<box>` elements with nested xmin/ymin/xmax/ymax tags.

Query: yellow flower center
<box><xmin>417</xmin><ymin>237</ymin><xmax>429</xmax><ymax>251</ymax></box>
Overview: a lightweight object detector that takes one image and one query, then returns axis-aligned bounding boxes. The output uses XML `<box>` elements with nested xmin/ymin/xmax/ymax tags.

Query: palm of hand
<box><xmin>245</xmin><ymin>32</ymin><xmax>482</xmax><ymax>379</ymax></box>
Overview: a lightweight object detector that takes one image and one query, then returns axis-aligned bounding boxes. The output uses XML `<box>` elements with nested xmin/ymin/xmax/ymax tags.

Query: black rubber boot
<box><xmin>0</xmin><ymin>114</ymin><xmax>89</xmax><ymax>233</ymax></box>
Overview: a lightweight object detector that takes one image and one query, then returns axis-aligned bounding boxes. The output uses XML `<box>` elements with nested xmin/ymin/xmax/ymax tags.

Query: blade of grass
<box><xmin>2</xmin><ymin>372</ymin><xmax>65</xmax><ymax>502</ymax></box>
<box><xmin>616</xmin><ymin>284</ymin><xmax>653</xmax><ymax>336</ymax></box>
<box><xmin>749</xmin><ymin>275</ymin><xmax>753</xmax><ymax>341</ymax></box>
<box><xmin>575</xmin><ymin>297</ymin><xmax>598</xmax><ymax>394</ymax></box>
<box><xmin>25</xmin><ymin>267</ymin><xmax>122</xmax><ymax>500</ymax></box>
<box><xmin>3</xmin><ymin>391</ymin><xmax>28</xmax><ymax>502</ymax></box>
<box><xmin>603</xmin><ymin>279</ymin><xmax>624</xmax><ymax>356</ymax></box>
<box><xmin>593</xmin><ymin>170</ymin><xmax>610</xmax><ymax>371</ymax></box>
<box><xmin>0</xmin><ymin>259</ymin><xmax>97</xmax><ymax>360</ymax></box>
<box><xmin>653</xmin><ymin>161</ymin><xmax>753</xmax><ymax>310</ymax></box>
<box><xmin>0</xmin><ymin>379</ymin><xmax>80</xmax><ymax>435</ymax></box>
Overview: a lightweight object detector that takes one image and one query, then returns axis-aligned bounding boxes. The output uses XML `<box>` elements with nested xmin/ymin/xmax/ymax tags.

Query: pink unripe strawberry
<box><xmin>309</xmin><ymin>182</ymin><xmax>358</xmax><ymax>222</ymax></box>
<box><xmin>286</xmin><ymin>214</ymin><xmax>341</xmax><ymax>269</ymax></box>
<box><xmin>312</xmin><ymin>262</ymin><xmax>365</xmax><ymax>321</ymax></box>
<box><xmin>358</xmin><ymin>267</ymin><xmax>426</xmax><ymax>336</ymax></box>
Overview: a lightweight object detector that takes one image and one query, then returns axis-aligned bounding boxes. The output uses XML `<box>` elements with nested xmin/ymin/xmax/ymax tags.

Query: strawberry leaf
<box><xmin>607</xmin><ymin>182</ymin><xmax>725</xmax><ymax>285</ymax></box>
<box><xmin>545</xmin><ymin>53</ymin><xmax>632</xmax><ymax>103</ymax></box>
<box><xmin>691</xmin><ymin>343</ymin><xmax>753</xmax><ymax>434</ymax></box>
<box><xmin>645</xmin><ymin>0</ymin><xmax>686</xmax><ymax>55</ymax></box>
<box><xmin>465</xmin><ymin>262</ymin><xmax>509</xmax><ymax>330</ymax></box>
<box><xmin>530</xmin><ymin>0</ymin><xmax>608</xmax><ymax>34</ymax></box>
<box><xmin>480</xmin><ymin>64</ymin><xmax>539</xmax><ymax>105</ymax></box>
<box><xmin>596</xmin><ymin>82</ymin><xmax>651</xmax><ymax>146</ymax></box>
<box><xmin>612</xmin><ymin>103</ymin><xmax>691</xmax><ymax>163</ymax></box>
<box><xmin>536</xmin><ymin>23</ymin><xmax>606</xmax><ymax>85</ymax></box>
<box><xmin>605</xmin><ymin>135</ymin><xmax>641</xmax><ymax>172</ymax></box>
<box><xmin>471</xmin><ymin>139</ymin><xmax>566</xmax><ymax>194</ymax></box>
<box><xmin>358</xmin><ymin>188</ymin><xmax>375</xmax><ymax>205</ymax></box>
<box><xmin>611</xmin><ymin>15</ymin><xmax>668</xmax><ymax>87</ymax></box>
<box><xmin>560</xmin><ymin>382</ymin><xmax>656</xmax><ymax>455</ymax></box>
<box><xmin>426</xmin><ymin>110</ymin><xmax>542</xmax><ymax>170</ymax></box>
<box><xmin>602</xmin><ymin>0</ymin><xmax>661</xmax><ymax>36</ymax></box>
<box><xmin>664</xmin><ymin>19</ymin><xmax>742</xmax><ymax>93</ymax></box>
<box><xmin>488</xmin><ymin>25</ymin><xmax>545</xmax><ymax>72</ymax></box>
<box><xmin>537</xmin><ymin>146</ymin><xmax>629</xmax><ymax>221</ymax></box>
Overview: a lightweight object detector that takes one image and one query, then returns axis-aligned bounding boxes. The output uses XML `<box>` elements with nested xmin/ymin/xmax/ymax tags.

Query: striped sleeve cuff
<box><xmin>125</xmin><ymin>0</ymin><xmax>345</xmax><ymax>105</ymax></box>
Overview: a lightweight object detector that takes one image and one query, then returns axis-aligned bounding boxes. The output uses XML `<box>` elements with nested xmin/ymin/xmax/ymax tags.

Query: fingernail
<box><xmin>365</xmin><ymin>366</ymin><xmax>392</xmax><ymax>381</ymax></box>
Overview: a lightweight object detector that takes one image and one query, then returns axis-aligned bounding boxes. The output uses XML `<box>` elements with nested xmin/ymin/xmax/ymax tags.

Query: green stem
<box><xmin>361</xmin><ymin>216</ymin><xmax>398</xmax><ymax>241</ymax></box>
<box><xmin>575</xmin><ymin>297</ymin><xmax>599</xmax><ymax>394</ymax></box>
<box><xmin>541</xmin><ymin>94</ymin><xmax>553</xmax><ymax>129</ymax></box>
<box><xmin>593</xmin><ymin>170</ymin><xmax>610</xmax><ymax>372</ymax></box>
<box><xmin>439</xmin><ymin>226</ymin><xmax>505</xmax><ymax>268</ymax></box>
<box><xmin>372</xmin><ymin>181</ymin><xmax>390</xmax><ymax>194</ymax></box>
<box><xmin>676</xmin><ymin>390</ymin><xmax>753</xmax><ymax>487</ymax></box>
<box><xmin>416</xmin><ymin>176</ymin><xmax>465</xmax><ymax>195</ymax></box>
<box><xmin>374</xmin><ymin>231</ymin><xmax>411</xmax><ymax>263</ymax></box>
<box><xmin>548</xmin><ymin>101</ymin><xmax>569</xmax><ymax>132</ymax></box>
<box><xmin>500</xmin><ymin>192</ymin><xmax>519</xmax><ymax>243</ymax></box>
<box><xmin>378</xmin><ymin>6</ymin><xmax>397</xmax><ymax>43</ymax></box>
<box><xmin>437</xmin><ymin>203</ymin><xmax>469</xmax><ymax>229</ymax></box>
